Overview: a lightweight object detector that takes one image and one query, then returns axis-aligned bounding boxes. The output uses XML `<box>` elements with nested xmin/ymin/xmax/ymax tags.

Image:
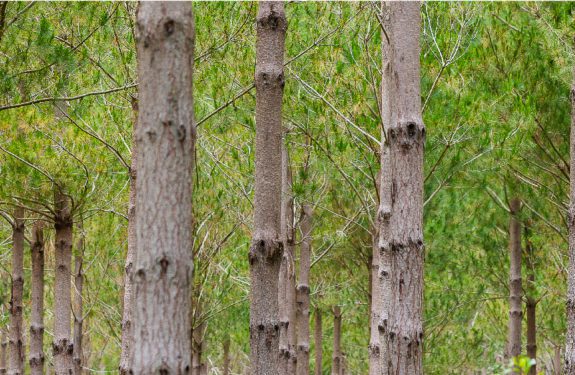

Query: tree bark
<box><xmin>53</xmin><ymin>190</ymin><xmax>74</xmax><ymax>375</ymax></box>
<box><xmin>331</xmin><ymin>307</ymin><xmax>342</xmax><ymax>375</ymax></box>
<box><xmin>555</xmin><ymin>345</ymin><xmax>562</xmax><ymax>375</ymax></box>
<box><xmin>73</xmin><ymin>219</ymin><xmax>85</xmax><ymax>375</ymax></box>
<box><xmin>249</xmin><ymin>2</ymin><xmax>286</xmax><ymax>374</ymax></box>
<box><xmin>314</xmin><ymin>309</ymin><xmax>322</xmax><ymax>375</ymax></box>
<box><xmin>29</xmin><ymin>222</ymin><xmax>45</xmax><ymax>375</ymax></box>
<box><xmin>131</xmin><ymin>2</ymin><xmax>195</xmax><ymax>373</ymax></box>
<box><xmin>368</xmin><ymin>233</ymin><xmax>381</xmax><ymax>375</ymax></box>
<box><xmin>223</xmin><ymin>337</ymin><xmax>230</xmax><ymax>375</ymax></box>
<box><xmin>1</xmin><ymin>329</ymin><xmax>7</xmax><ymax>374</ymax></box>
<box><xmin>119</xmin><ymin>96</ymin><xmax>139</xmax><ymax>375</ymax></box>
<box><xmin>507</xmin><ymin>198</ymin><xmax>522</xmax><ymax>361</ymax></box>
<box><xmin>192</xmin><ymin>303</ymin><xmax>206</xmax><ymax>375</ymax></box>
<box><xmin>379</xmin><ymin>2</ymin><xmax>425</xmax><ymax>374</ymax></box>
<box><xmin>8</xmin><ymin>207</ymin><xmax>24</xmax><ymax>375</ymax></box>
<box><xmin>566</xmin><ymin>63</ymin><xmax>575</xmax><ymax>374</ymax></box>
<box><xmin>296</xmin><ymin>204</ymin><xmax>312</xmax><ymax>375</ymax></box>
<box><xmin>525</xmin><ymin>223</ymin><xmax>536</xmax><ymax>375</ymax></box>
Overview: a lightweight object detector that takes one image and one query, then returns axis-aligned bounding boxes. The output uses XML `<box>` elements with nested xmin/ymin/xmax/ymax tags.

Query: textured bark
<box><xmin>223</xmin><ymin>337</ymin><xmax>230</xmax><ymax>375</ymax></box>
<box><xmin>8</xmin><ymin>207</ymin><xmax>24</xmax><ymax>375</ymax></box>
<box><xmin>119</xmin><ymin>96</ymin><xmax>139</xmax><ymax>375</ymax></box>
<box><xmin>379</xmin><ymin>2</ymin><xmax>425</xmax><ymax>374</ymax></box>
<box><xmin>53</xmin><ymin>191</ymin><xmax>74</xmax><ymax>375</ymax></box>
<box><xmin>131</xmin><ymin>2</ymin><xmax>195</xmax><ymax>373</ymax></box>
<box><xmin>29</xmin><ymin>222</ymin><xmax>45</xmax><ymax>375</ymax></box>
<box><xmin>73</xmin><ymin>220</ymin><xmax>85</xmax><ymax>375</ymax></box>
<box><xmin>314</xmin><ymin>309</ymin><xmax>322</xmax><ymax>375</ymax></box>
<box><xmin>1</xmin><ymin>329</ymin><xmax>7</xmax><ymax>374</ymax></box>
<box><xmin>566</xmin><ymin>64</ymin><xmax>575</xmax><ymax>375</ymax></box>
<box><xmin>525</xmin><ymin>224</ymin><xmax>536</xmax><ymax>375</ymax></box>
<box><xmin>249</xmin><ymin>2</ymin><xmax>286</xmax><ymax>374</ymax></box>
<box><xmin>331</xmin><ymin>307</ymin><xmax>342</xmax><ymax>375</ymax></box>
<box><xmin>296</xmin><ymin>204</ymin><xmax>312</xmax><ymax>375</ymax></box>
<box><xmin>507</xmin><ymin>198</ymin><xmax>522</xmax><ymax>361</ymax></box>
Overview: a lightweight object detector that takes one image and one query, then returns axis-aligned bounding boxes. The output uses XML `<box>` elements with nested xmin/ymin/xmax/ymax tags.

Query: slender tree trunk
<box><xmin>30</xmin><ymin>222</ymin><xmax>45</xmax><ymax>375</ymax></box>
<box><xmin>368</xmin><ymin>233</ymin><xmax>381</xmax><ymax>375</ymax></box>
<box><xmin>192</xmin><ymin>303</ymin><xmax>206</xmax><ymax>375</ymax></box>
<box><xmin>8</xmin><ymin>207</ymin><xmax>24</xmax><ymax>375</ymax></box>
<box><xmin>132</xmin><ymin>2</ymin><xmax>195</xmax><ymax>373</ymax></box>
<box><xmin>555</xmin><ymin>345</ymin><xmax>562</xmax><ymax>375</ymax></box>
<box><xmin>379</xmin><ymin>2</ymin><xmax>425</xmax><ymax>374</ymax></box>
<box><xmin>566</xmin><ymin>63</ymin><xmax>575</xmax><ymax>374</ymax></box>
<box><xmin>314</xmin><ymin>309</ymin><xmax>322</xmax><ymax>375</ymax></box>
<box><xmin>119</xmin><ymin>96</ymin><xmax>138</xmax><ymax>375</ymax></box>
<box><xmin>296</xmin><ymin>204</ymin><xmax>312</xmax><ymax>375</ymax></box>
<box><xmin>331</xmin><ymin>307</ymin><xmax>342</xmax><ymax>375</ymax></box>
<box><xmin>1</xmin><ymin>330</ymin><xmax>7</xmax><ymax>374</ymax></box>
<box><xmin>507</xmin><ymin>198</ymin><xmax>522</xmax><ymax>362</ymax></box>
<box><xmin>73</xmin><ymin>219</ymin><xmax>85</xmax><ymax>375</ymax></box>
<box><xmin>53</xmin><ymin>191</ymin><xmax>74</xmax><ymax>375</ymax></box>
<box><xmin>250</xmin><ymin>2</ymin><xmax>286</xmax><ymax>374</ymax></box>
<box><xmin>525</xmin><ymin>223</ymin><xmax>536</xmax><ymax>375</ymax></box>
<box><xmin>223</xmin><ymin>337</ymin><xmax>230</xmax><ymax>375</ymax></box>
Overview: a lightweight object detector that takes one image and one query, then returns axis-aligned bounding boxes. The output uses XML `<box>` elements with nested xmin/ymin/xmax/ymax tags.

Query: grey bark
<box><xmin>131</xmin><ymin>2</ymin><xmax>195</xmax><ymax>373</ymax></box>
<box><xmin>8</xmin><ymin>207</ymin><xmax>24</xmax><ymax>375</ymax></box>
<box><xmin>223</xmin><ymin>337</ymin><xmax>230</xmax><ymax>375</ymax></box>
<box><xmin>507</xmin><ymin>198</ymin><xmax>522</xmax><ymax>361</ymax></box>
<box><xmin>379</xmin><ymin>2</ymin><xmax>425</xmax><ymax>374</ymax></box>
<box><xmin>368</xmin><ymin>234</ymin><xmax>381</xmax><ymax>375</ymax></box>
<box><xmin>314</xmin><ymin>309</ymin><xmax>322</xmax><ymax>375</ymax></box>
<box><xmin>0</xmin><ymin>330</ymin><xmax>6</xmax><ymax>374</ymax></box>
<box><xmin>53</xmin><ymin>191</ymin><xmax>74</xmax><ymax>375</ymax></box>
<box><xmin>30</xmin><ymin>222</ymin><xmax>45</xmax><ymax>375</ymax></box>
<box><xmin>566</xmin><ymin>63</ymin><xmax>575</xmax><ymax>374</ymax></box>
<box><xmin>73</xmin><ymin>219</ymin><xmax>85</xmax><ymax>375</ymax></box>
<box><xmin>249</xmin><ymin>2</ymin><xmax>286</xmax><ymax>374</ymax></box>
<box><xmin>331</xmin><ymin>307</ymin><xmax>342</xmax><ymax>375</ymax></box>
<box><xmin>296</xmin><ymin>205</ymin><xmax>312</xmax><ymax>375</ymax></box>
<box><xmin>525</xmin><ymin>223</ymin><xmax>536</xmax><ymax>375</ymax></box>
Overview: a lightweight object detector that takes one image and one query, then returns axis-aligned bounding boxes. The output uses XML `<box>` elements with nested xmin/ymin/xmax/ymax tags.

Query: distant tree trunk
<box><xmin>192</xmin><ymin>303</ymin><xmax>206</xmax><ymax>375</ymax></box>
<box><xmin>314</xmin><ymin>309</ymin><xmax>322</xmax><ymax>375</ymax></box>
<box><xmin>507</xmin><ymin>198</ymin><xmax>522</xmax><ymax>361</ymax></box>
<box><xmin>73</xmin><ymin>219</ymin><xmax>85</xmax><ymax>375</ymax></box>
<box><xmin>53</xmin><ymin>190</ymin><xmax>74</xmax><ymax>375</ymax></box>
<box><xmin>379</xmin><ymin>2</ymin><xmax>425</xmax><ymax>374</ymax></box>
<box><xmin>525</xmin><ymin>223</ymin><xmax>536</xmax><ymax>375</ymax></box>
<box><xmin>331</xmin><ymin>307</ymin><xmax>342</xmax><ymax>375</ymax></box>
<box><xmin>250</xmin><ymin>2</ymin><xmax>286</xmax><ymax>374</ymax></box>
<box><xmin>555</xmin><ymin>345</ymin><xmax>562</xmax><ymax>375</ymax></box>
<box><xmin>8</xmin><ymin>207</ymin><xmax>24</xmax><ymax>375</ymax></box>
<box><xmin>566</xmin><ymin>63</ymin><xmax>575</xmax><ymax>374</ymax></box>
<box><xmin>119</xmin><ymin>96</ymin><xmax>138</xmax><ymax>375</ymax></box>
<box><xmin>368</xmin><ymin>233</ymin><xmax>381</xmax><ymax>375</ymax></box>
<box><xmin>296</xmin><ymin>204</ymin><xmax>312</xmax><ymax>375</ymax></box>
<box><xmin>223</xmin><ymin>337</ymin><xmax>230</xmax><ymax>375</ymax></box>
<box><xmin>131</xmin><ymin>2</ymin><xmax>195</xmax><ymax>373</ymax></box>
<box><xmin>1</xmin><ymin>329</ymin><xmax>7</xmax><ymax>374</ymax></box>
<box><xmin>29</xmin><ymin>222</ymin><xmax>45</xmax><ymax>375</ymax></box>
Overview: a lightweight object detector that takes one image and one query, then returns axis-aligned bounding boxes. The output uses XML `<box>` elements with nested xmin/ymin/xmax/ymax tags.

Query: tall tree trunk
<box><xmin>507</xmin><ymin>198</ymin><xmax>522</xmax><ymax>361</ymax></box>
<box><xmin>1</xmin><ymin>329</ymin><xmax>7</xmax><ymax>374</ymax></box>
<box><xmin>8</xmin><ymin>207</ymin><xmax>24</xmax><ymax>375</ymax></box>
<box><xmin>331</xmin><ymin>307</ymin><xmax>342</xmax><ymax>375</ymax></box>
<box><xmin>192</xmin><ymin>303</ymin><xmax>206</xmax><ymax>375</ymax></box>
<box><xmin>314</xmin><ymin>309</ymin><xmax>322</xmax><ymax>375</ymax></box>
<box><xmin>223</xmin><ymin>337</ymin><xmax>230</xmax><ymax>375</ymax></box>
<box><xmin>296</xmin><ymin>204</ymin><xmax>312</xmax><ymax>375</ymax></box>
<box><xmin>555</xmin><ymin>345</ymin><xmax>562</xmax><ymax>375</ymax></box>
<box><xmin>132</xmin><ymin>2</ymin><xmax>195</xmax><ymax>373</ymax></box>
<box><xmin>566</xmin><ymin>63</ymin><xmax>575</xmax><ymax>374</ymax></box>
<box><xmin>250</xmin><ymin>2</ymin><xmax>286</xmax><ymax>374</ymax></box>
<box><xmin>525</xmin><ymin>223</ymin><xmax>536</xmax><ymax>375</ymax></box>
<box><xmin>119</xmin><ymin>96</ymin><xmax>139</xmax><ymax>375</ymax></box>
<box><xmin>53</xmin><ymin>190</ymin><xmax>74</xmax><ymax>374</ymax></box>
<box><xmin>73</xmin><ymin>219</ymin><xmax>85</xmax><ymax>375</ymax></box>
<box><xmin>368</xmin><ymin>233</ymin><xmax>381</xmax><ymax>375</ymax></box>
<box><xmin>379</xmin><ymin>2</ymin><xmax>425</xmax><ymax>374</ymax></box>
<box><xmin>29</xmin><ymin>222</ymin><xmax>45</xmax><ymax>375</ymax></box>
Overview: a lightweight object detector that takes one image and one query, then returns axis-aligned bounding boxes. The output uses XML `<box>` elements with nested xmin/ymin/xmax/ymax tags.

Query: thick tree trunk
<box><xmin>314</xmin><ymin>309</ymin><xmax>322</xmax><ymax>375</ymax></box>
<box><xmin>120</xmin><ymin>96</ymin><xmax>139</xmax><ymax>375</ymax></box>
<box><xmin>1</xmin><ymin>329</ymin><xmax>7</xmax><ymax>374</ymax></box>
<box><xmin>73</xmin><ymin>220</ymin><xmax>85</xmax><ymax>375</ymax></box>
<box><xmin>525</xmin><ymin>224</ymin><xmax>536</xmax><ymax>375</ymax></box>
<box><xmin>131</xmin><ymin>2</ymin><xmax>195</xmax><ymax>373</ymax></box>
<box><xmin>53</xmin><ymin>190</ymin><xmax>74</xmax><ymax>375</ymax></box>
<box><xmin>566</xmin><ymin>64</ymin><xmax>575</xmax><ymax>374</ymax></box>
<box><xmin>331</xmin><ymin>307</ymin><xmax>342</xmax><ymax>375</ymax></box>
<box><xmin>249</xmin><ymin>2</ymin><xmax>286</xmax><ymax>374</ymax></box>
<box><xmin>379</xmin><ymin>2</ymin><xmax>425</xmax><ymax>374</ymax></box>
<box><xmin>29</xmin><ymin>222</ymin><xmax>45</xmax><ymax>375</ymax></box>
<box><xmin>8</xmin><ymin>207</ymin><xmax>24</xmax><ymax>375</ymax></box>
<box><xmin>296</xmin><ymin>204</ymin><xmax>312</xmax><ymax>375</ymax></box>
<box><xmin>507</xmin><ymin>198</ymin><xmax>522</xmax><ymax>361</ymax></box>
<box><xmin>223</xmin><ymin>337</ymin><xmax>230</xmax><ymax>375</ymax></box>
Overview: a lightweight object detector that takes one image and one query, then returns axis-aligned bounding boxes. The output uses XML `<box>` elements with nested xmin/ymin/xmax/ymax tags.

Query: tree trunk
<box><xmin>132</xmin><ymin>2</ymin><xmax>195</xmax><ymax>373</ymax></box>
<box><xmin>331</xmin><ymin>307</ymin><xmax>342</xmax><ymax>375</ymax></box>
<box><xmin>507</xmin><ymin>198</ymin><xmax>522</xmax><ymax>361</ymax></box>
<box><xmin>379</xmin><ymin>2</ymin><xmax>425</xmax><ymax>374</ymax></box>
<box><xmin>119</xmin><ymin>96</ymin><xmax>139</xmax><ymax>375</ymax></box>
<box><xmin>368</xmin><ymin>233</ymin><xmax>381</xmax><ymax>375</ymax></box>
<box><xmin>249</xmin><ymin>2</ymin><xmax>286</xmax><ymax>374</ymax></box>
<box><xmin>30</xmin><ymin>222</ymin><xmax>45</xmax><ymax>375</ymax></box>
<box><xmin>555</xmin><ymin>345</ymin><xmax>562</xmax><ymax>375</ymax></box>
<box><xmin>8</xmin><ymin>207</ymin><xmax>24</xmax><ymax>375</ymax></box>
<box><xmin>566</xmin><ymin>63</ymin><xmax>575</xmax><ymax>374</ymax></box>
<box><xmin>314</xmin><ymin>309</ymin><xmax>322</xmax><ymax>375</ymax></box>
<box><xmin>73</xmin><ymin>219</ymin><xmax>85</xmax><ymax>375</ymax></box>
<box><xmin>1</xmin><ymin>330</ymin><xmax>7</xmax><ymax>374</ymax></box>
<box><xmin>296</xmin><ymin>204</ymin><xmax>312</xmax><ymax>375</ymax></box>
<box><xmin>192</xmin><ymin>303</ymin><xmax>206</xmax><ymax>375</ymax></box>
<box><xmin>525</xmin><ymin>223</ymin><xmax>536</xmax><ymax>375</ymax></box>
<box><xmin>223</xmin><ymin>337</ymin><xmax>230</xmax><ymax>375</ymax></box>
